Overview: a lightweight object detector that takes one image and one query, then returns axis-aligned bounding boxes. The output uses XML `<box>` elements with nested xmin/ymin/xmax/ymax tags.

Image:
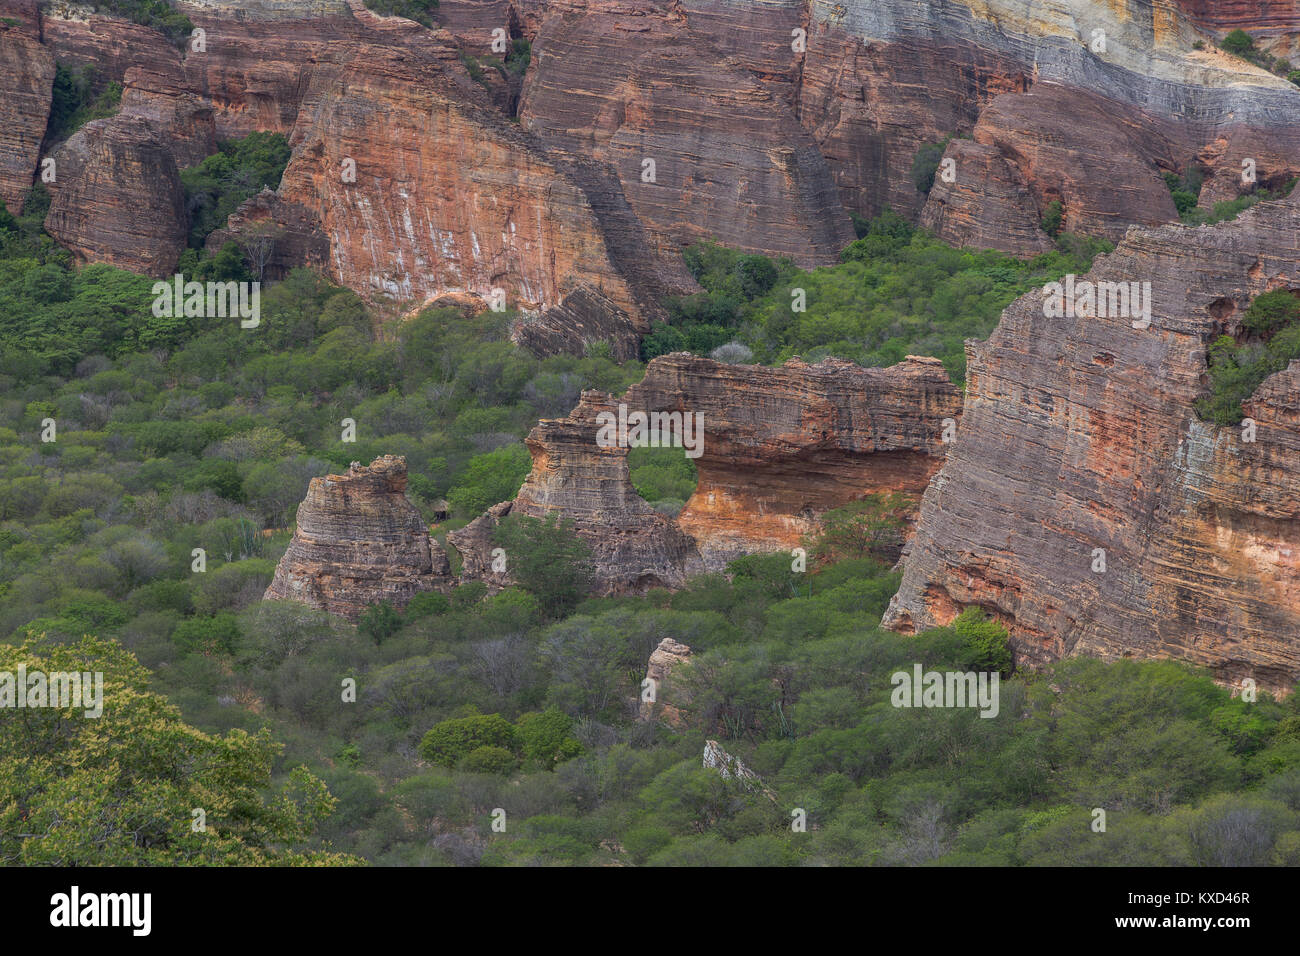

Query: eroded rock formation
<box><xmin>638</xmin><ymin>637</ymin><xmax>692</xmax><ymax>726</ymax></box>
<box><xmin>519</xmin><ymin>3</ymin><xmax>856</xmax><ymax>267</ymax></box>
<box><xmin>264</xmin><ymin>455</ymin><xmax>451</xmax><ymax>620</ymax></box>
<box><xmin>45</xmin><ymin>117</ymin><xmax>189</xmax><ymax>275</ymax></box>
<box><xmin>452</xmin><ymin>353</ymin><xmax>962</xmax><ymax>590</ymax></box>
<box><xmin>624</xmin><ymin>353</ymin><xmax>963</xmax><ymax>569</ymax></box>
<box><xmin>885</xmin><ymin>193</ymin><xmax>1300</xmax><ymax>694</ymax></box>
<box><xmin>0</xmin><ymin>9</ymin><xmax>54</xmax><ymax>214</ymax></box>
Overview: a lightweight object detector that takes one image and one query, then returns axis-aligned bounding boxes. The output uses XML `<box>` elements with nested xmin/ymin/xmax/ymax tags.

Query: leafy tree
<box><xmin>911</xmin><ymin>138</ymin><xmax>952</xmax><ymax>194</ymax></box>
<box><xmin>0</xmin><ymin>634</ymin><xmax>356</xmax><ymax>864</ymax></box>
<box><xmin>952</xmin><ymin>607</ymin><xmax>1013</xmax><ymax>674</ymax></box>
<box><xmin>811</xmin><ymin>493</ymin><xmax>912</xmax><ymax>565</ymax></box>
<box><xmin>446</xmin><ymin>443</ymin><xmax>531</xmax><ymax>517</ymax></box>
<box><xmin>516</xmin><ymin>708</ymin><xmax>583</xmax><ymax>769</ymax></box>
<box><xmin>1221</xmin><ymin>29</ymin><xmax>1255</xmax><ymax>56</ymax></box>
<box><xmin>419</xmin><ymin>713</ymin><xmax>518</xmax><ymax>767</ymax></box>
<box><xmin>180</xmin><ymin>132</ymin><xmax>292</xmax><ymax>248</ymax></box>
<box><xmin>491</xmin><ymin>512</ymin><xmax>594</xmax><ymax>617</ymax></box>
<box><xmin>1040</xmin><ymin>199</ymin><xmax>1064</xmax><ymax>238</ymax></box>
<box><xmin>458</xmin><ymin>745</ymin><xmax>517</xmax><ymax>774</ymax></box>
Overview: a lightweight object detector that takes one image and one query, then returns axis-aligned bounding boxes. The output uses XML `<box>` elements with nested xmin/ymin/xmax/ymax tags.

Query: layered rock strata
<box><xmin>451</xmin><ymin>353</ymin><xmax>962</xmax><ymax>590</ymax></box>
<box><xmin>885</xmin><ymin>194</ymin><xmax>1300</xmax><ymax>694</ymax></box>
<box><xmin>638</xmin><ymin>637</ymin><xmax>692</xmax><ymax>726</ymax></box>
<box><xmin>0</xmin><ymin>9</ymin><xmax>55</xmax><ymax>214</ymax></box>
<box><xmin>264</xmin><ymin>455</ymin><xmax>451</xmax><ymax>620</ymax></box>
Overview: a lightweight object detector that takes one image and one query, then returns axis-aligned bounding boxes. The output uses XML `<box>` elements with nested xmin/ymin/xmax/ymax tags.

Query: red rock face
<box><xmin>275</xmin><ymin>44</ymin><xmax>682</xmax><ymax>321</ymax></box>
<box><xmin>885</xmin><ymin>193</ymin><xmax>1300</xmax><ymax>694</ymax></box>
<box><xmin>264</xmin><ymin>455</ymin><xmax>452</xmax><ymax>620</ymax></box>
<box><xmin>449</xmin><ymin>353</ymin><xmax>961</xmax><ymax>589</ymax></box>
<box><xmin>450</xmin><ymin>390</ymin><xmax>706</xmax><ymax>594</ymax></box>
<box><xmin>963</xmin><ymin>85</ymin><xmax>1180</xmax><ymax>243</ymax></box>
<box><xmin>798</xmin><ymin>28</ymin><xmax>1029</xmax><ymax>223</ymax></box>
<box><xmin>919</xmin><ymin>138</ymin><xmax>1052</xmax><ymax>257</ymax></box>
<box><xmin>1171</xmin><ymin>0</ymin><xmax>1300</xmax><ymax>38</ymax></box>
<box><xmin>0</xmin><ymin>14</ymin><xmax>53</xmax><ymax>214</ymax></box>
<box><xmin>44</xmin><ymin>117</ymin><xmax>189</xmax><ymax>275</ymax></box>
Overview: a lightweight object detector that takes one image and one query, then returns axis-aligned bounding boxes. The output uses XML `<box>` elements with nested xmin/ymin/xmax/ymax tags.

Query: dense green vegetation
<box><xmin>641</xmin><ymin>212</ymin><xmax>1113</xmax><ymax>383</ymax></box>
<box><xmin>461</xmin><ymin>37</ymin><xmax>532</xmax><ymax>96</ymax></box>
<box><xmin>627</xmin><ymin>445</ymin><xmax>698</xmax><ymax>515</ymax></box>
<box><xmin>180</xmin><ymin>132</ymin><xmax>292</xmax><ymax>249</ymax></box>
<box><xmin>1197</xmin><ymin>289</ymin><xmax>1300</xmax><ymax>425</ymax></box>
<box><xmin>84</xmin><ymin>0</ymin><xmax>193</xmax><ymax>47</ymax></box>
<box><xmin>0</xmin><ymin>634</ymin><xmax>358</xmax><ymax>864</ymax></box>
<box><xmin>362</xmin><ymin>0</ymin><xmax>438</xmax><ymax>27</ymax></box>
<box><xmin>910</xmin><ymin>137</ymin><xmax>953</xmax><ymax>195</ymax></box>
<box><xmin>46</xmin><ymin>64</ymin><xmax>122</xmax><ymax>144</ymax></box>
<box><xmin>4</xmin><ymin>174</ymin><xmax>1297</xmax><ymax>864</ymax></box>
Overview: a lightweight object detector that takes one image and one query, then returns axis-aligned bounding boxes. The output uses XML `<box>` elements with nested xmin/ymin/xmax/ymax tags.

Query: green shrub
<box><xmin>911</xmin><ymin>138</ymin><xmax>952</xmax><ymax>194</ymax></box>
<box><xmin>418</xmin><ymin>713</ymin><xmax>518</xmax><ymax>767</ymax></box>
<box><xmin>516</xmin><ymin>708</ymin><xmax>583</xmax><ymax>769</ymax></box>
<box><xmin>952</xmin><ymin>607</ymin><xmax>1013</xmax><ymax>674</ymax></box>
<box><xmin>363</xmin><ymin>0</ymin><xmax>437</xmax><ymax>27</ymax></box>
<box><xmin>458</xmin><ymin>745</ymin><xmax>517</xmax><ymax>775</ymax></box>
<box><xmin>1040</xmin><ymin>199</ymin><xmax>1064</xmax><ymax>238</ymax></box>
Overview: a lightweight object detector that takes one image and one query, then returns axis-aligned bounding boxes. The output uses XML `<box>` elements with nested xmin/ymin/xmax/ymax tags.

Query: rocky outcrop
<box><xmin>264</xmin><ymin>455</ymin><xmax>451</xmax><ymax>620</ymax></box>
<box><xmin>205</xmin><ymin>188</ymin><xmax>331</xmax><ymax>280</ymax></box>
<box><xmin>797</xmin><ymin>0</ymin><xmax>1300</xmax><ymax>251</ymax></box>
<box><xmin>491</xmin><ymin>389</ymin><xmax>705</xmax><ymax>594</ymax></box>
<box><xmin>452</xmin><ymin>352</ymin><xmax>961</xmax><ymax>588</ymax></box>
<box><xmin>623</xmin><ymin>353</ymin><xmax>963</xmax><ymax>569</ymax></box>
<box><xmin>638</xmin><ymin>637</ymin><xmax>692</xmax><ymax>726</ymax></box>
<box><xmin>960</xmin><ymin>85</ymin><xmax>1181</xmax><ymax>244</ymax></box>
<box><xmin>44</xmin><ymin>117</ymin><xmax>188</xmax><ymax>275</ymax></box>
<box><xmin>0</xmin><ymin>10</ymin><xmax>54</xmax><ymax>214</ymax></box>
<box><xmin>885</xmin><ymin>193</ymin><xmax>1300</xmax><ymax>694</ymax></box>
<box><xmin>511</xmin><ymin>285</ymin><xmax>642</xmax><ymax>362</ymax></box>
<box><xmin>272</xmin><ymin>43</ymin><xmax>690</xmax><ymax>324</ymax></box>
<box><xmin>1172</xmin><ymin>1</ymin><xmax>1300</xmax><ymax>45</ymax></box>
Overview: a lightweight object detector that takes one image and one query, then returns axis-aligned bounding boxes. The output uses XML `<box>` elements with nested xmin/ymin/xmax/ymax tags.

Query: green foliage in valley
<box><xmin>0</xmin><ymin>633</ymin><xmax>357</xmax><ymax>864</ymax></box>
<box><xmin>85</xmin><ymin>0</ymin><xmax>194</xmax><ymax>47</ymax></box>
<box><xmin>3</xmin><ymin>201</ymin><xmax>1297</xmax><ymax>867</ymax></box>
<box><xmin>642</xmin><ymin>212</ymin><xmax>1112</xmax><ymax>383</ymax></box>
<box><xmin>1163</xmin><ymin>164</ymin><xmax>1297</xmax><ymax>227</ymax></box>
<box><xmin>46</xmin><ymin>64</ymin><xmax>122</xmax><ymax>143</ymax></box>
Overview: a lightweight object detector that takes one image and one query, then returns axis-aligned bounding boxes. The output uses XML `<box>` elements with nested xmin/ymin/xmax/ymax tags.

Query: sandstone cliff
<box><xmin>44</xmin><ymin>116</ymin><xmax>189</xmax><ymax>275</ymax></box>
<box><xmin>800</xmin><ymin>0</ymin><xmax>1300</xmax><ymax>251</ymax></box>
<box><xmin>0</xmin><ymin>9</ymin><xmax>54</xmax><ymax>214</ymax></box>
<box><xmin>518</xmin><ymin>2</ymin><xmax>856</xmax><ymax>268</ymax></box>
<box><xmin>885</xmin><ymin>193</ymin><xmax>1300</xmax><ymax>694</ymax></box>
<box><xmin>264</xmin><ymin>455</ymin><xmax>451</xmax><ymax>620</ymax></box>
